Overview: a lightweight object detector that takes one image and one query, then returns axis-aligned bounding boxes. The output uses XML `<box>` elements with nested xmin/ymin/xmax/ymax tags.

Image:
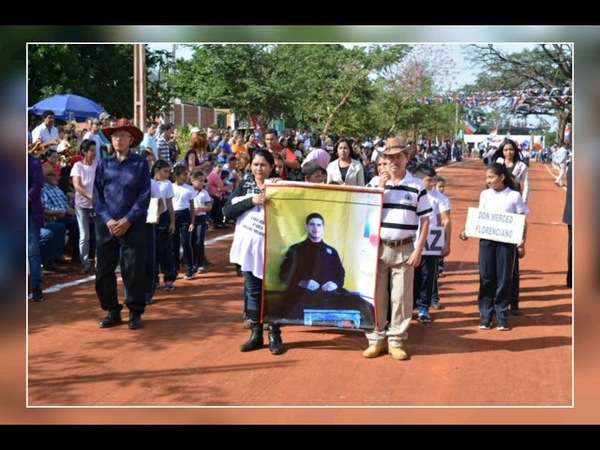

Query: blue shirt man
<box><xmin>93</xmin><ymin>118</ymin><xmax>150</xmax><ymax>330</ymax></box>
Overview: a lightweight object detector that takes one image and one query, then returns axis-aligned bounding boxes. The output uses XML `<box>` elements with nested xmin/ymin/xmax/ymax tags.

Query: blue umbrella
<box><xmin>28</xmin><ymin>93</ymin><xmax>106</xmax><ymax>122</ymax></box>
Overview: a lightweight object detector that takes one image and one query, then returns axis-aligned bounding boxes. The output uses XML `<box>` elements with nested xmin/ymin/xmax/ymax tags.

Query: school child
<box><xmin>152</xmin><ymin>160</ymin><xmax>177</xmax><ymax>291</ymax></box>
<box><xmin>171</xmin><ymin>165</ymin><xmax>196</xmax><ymax>280</ymax></box>
<box><xmin>190</xmin><ymin>170</ymin><xmax>213</xmax><ymax>273</ymax></box>
<box><xmin>432</xmin><ymin>175</ymin><xmax>451</xmax><ymax>309</ymax></box>
<box><xmin>459</xmin><ymin>163</ymin><xmax>528</xmax><ymax>331</ymax></box>
<box><xmin>412</xmin><ymin>165</ymin><xmax>452</xmax><ymax>322</ymax></box>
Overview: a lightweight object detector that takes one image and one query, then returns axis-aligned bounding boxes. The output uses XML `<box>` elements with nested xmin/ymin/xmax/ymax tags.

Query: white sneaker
<box><xmin>197</xmin><ymin>266</ymin><xmax>206</xmax><ymax>273</ymax></box>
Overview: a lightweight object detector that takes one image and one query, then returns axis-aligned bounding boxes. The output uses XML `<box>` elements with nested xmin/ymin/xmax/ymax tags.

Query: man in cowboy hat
<box><xmin>93</xmin><ymin>118</ymin><xmax>151</xmax><ymax>330</ymax></box>
<box><xmin>361</xmin><ymin>136</ymin><xmax>431</xmax><ymax>361</ymax></box>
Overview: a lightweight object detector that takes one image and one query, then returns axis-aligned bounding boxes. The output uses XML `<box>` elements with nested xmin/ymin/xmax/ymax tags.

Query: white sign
<box><xmin>464</xmin><ymin>207</ymin><xmax>525</xmax><ymax>245</ymax></box>
<box><xmin>417</xmin><ymin>226</ymin><xmax>446</xmax><ymax>256</ymax></box>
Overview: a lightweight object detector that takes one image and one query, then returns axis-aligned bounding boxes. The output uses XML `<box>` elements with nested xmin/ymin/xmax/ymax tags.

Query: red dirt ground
<box><xmin>25</xmin><ymin>157</ymin><xmax>573</xmax><ymax>423</ymax></box>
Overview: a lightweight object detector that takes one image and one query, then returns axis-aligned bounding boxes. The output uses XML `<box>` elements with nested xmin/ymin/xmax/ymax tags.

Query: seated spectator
<box><xmin>41</xmin><ymin>164</ymin><xmax>80</xmax><ymax>262</ymax></box>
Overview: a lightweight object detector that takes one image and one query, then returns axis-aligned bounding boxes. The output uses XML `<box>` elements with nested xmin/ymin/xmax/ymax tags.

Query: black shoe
<box><xmin>98</xmin><ymin>309</ymin><xmax>123</xmax><ymax>328</ymax></box>
<box><xmin>479</xmin><ymin>319</ymin><xmax>492</xmax><ymax>330</ymax></box>
<box><xmin>31</xmin><ymin>287</ymin><xmax>44</xmax><ymax>302</ymax></box>
<box><xmin>240</xmin><ymin>322</ymin><xmax>264</xmax><ymax>352</ymax></box>
<box><xmin>43</xmin><ymin>262</ymin><xmax>67</xmax><ymax>273</ymax></box>
<box><xmin>128</xmin><ymin>312</ymin><xmax>143</xmax><ymax>329</ymax></box>
<box><xmin>268</xmin><ymin>324</ymin><xmax>285</xmax><ymax>355</ymax></box>
<box><xmin>509</xmin><ymin>306</ymin><xmax>522</xmax><ymax>316</ymax></box>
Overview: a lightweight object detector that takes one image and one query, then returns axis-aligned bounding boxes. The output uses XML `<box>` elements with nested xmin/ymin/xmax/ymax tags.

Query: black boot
<box><xmin>268</xmin><ymin>324</ymin><xmax>285</xmax><ymax>355</ymax></box>
<box><xmin>240</xmin><ymin>322</ymin><xmax>264</xmax><ymax>352</ymax></box>
<box><xmin>98</xmin><ymin>306</ymin><xmax>123</xmax><ymax>328</ymax></box>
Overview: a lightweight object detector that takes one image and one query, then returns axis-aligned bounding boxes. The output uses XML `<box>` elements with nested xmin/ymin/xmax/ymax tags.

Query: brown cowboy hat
<box><xmin>101</xmin><ymin>118</ymin><xmax>144</xmax><ymax>148</ymax></box>
<box><xmin>376</xmin><ymin>137</ymin><xmax>417</xmax><ymax>160</ymax></box>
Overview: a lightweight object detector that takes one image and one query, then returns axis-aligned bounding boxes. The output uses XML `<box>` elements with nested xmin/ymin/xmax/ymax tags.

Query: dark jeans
<box><xmin>192</xmin><ymin>215</ymin><xmax>207</xmax><ymax>269</ymax></box>
<box><xmin>145</xmin><ymin>223</ymin><xmax>156</xmax><ymax>301</ymax></box>
<box><xmin>477</xmin><ymin>239</ymin><xmax>516</xmax><ymax>323</ymax></box>
<box><xmin>244</xmin><ymin>271</ymin><xmax>262</xmax><ymax>317</ymax></box>
<box><xmin>510</xmin><ymin>254</ymin><xmax>520</xmax><ymax>309</ymax></box>
<box><xmin>432</xmin><ymin>257</ymin><xmax>443</xmax><ymax>303</ymax></box>
<box><xmin>210</xmin><ymin>194</ymin><xmax>225</xmax><ymax>226</ymax></box>
<box><xmin>41</xmin><ymin>221</ymin><xmax>66</xmax><ymax>264</ymax></box>
<box><xmin>413</xmin><ymin>254</ymin><xmax>438</xmax><ymax>309</ymax></box>
<box><xmin>94</xmin><ymin>218</ymin><xmax>146</xmax><ymax>314</ymax></box>
<box><xmin>28</xmin><ymin>211</ymin><xmax>42</xmax><ymax>289</ymax></box>
<box><xmin>172</xmin><ymin>209</ymin><xmax>194</xmax><ymax>275</ymax></box>
<box><xmin>155</xmin><ymin>211</ymin><xmax>176</xmax><ymax>283</ymax></box>
<box><xmin>55</xmin><ymin>215</ymin><xmax>80</xmax><ymax>259</ymax></box>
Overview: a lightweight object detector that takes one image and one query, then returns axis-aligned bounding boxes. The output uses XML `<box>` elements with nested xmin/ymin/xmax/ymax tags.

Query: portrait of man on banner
<box><xmin>263</xmin><ymin>182</ymin><xmax>383</xmax><ymax>330</ymax></box>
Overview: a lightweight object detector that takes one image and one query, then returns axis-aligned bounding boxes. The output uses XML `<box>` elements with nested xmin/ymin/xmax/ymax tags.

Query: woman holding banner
<box><xmin>223</xmin><ymin>149</ymin><xmax>285</xmax><ymax>355</ymax></box>
<box><xmin>459</xmin><ymin>163</ymin><xmax>528</xmax><ymax>331</ymax></box>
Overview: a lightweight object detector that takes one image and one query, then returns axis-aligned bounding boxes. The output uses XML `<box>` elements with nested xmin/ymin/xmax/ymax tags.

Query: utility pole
<box><xmin>133</xmin><ymin>44</ymin><xmax>147</xmax><ymax>131</ymax></box>
<box><xmin>454</xmin><ymin>101</ymin><xmax>459</xmax><ymax>140</ymax></box>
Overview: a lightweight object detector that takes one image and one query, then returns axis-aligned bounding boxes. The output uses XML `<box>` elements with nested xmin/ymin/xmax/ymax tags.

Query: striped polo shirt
<box><xmin>379</xmin><ymin>171</ymin><xmax>432</xmax><ymax>241</ymax></box>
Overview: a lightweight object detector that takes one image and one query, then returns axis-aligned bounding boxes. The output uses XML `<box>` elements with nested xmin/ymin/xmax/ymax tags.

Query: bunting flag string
<box><xmin>415</xmin><ymin>87</ymin><xmax>571</xmax><ymax>110</ymax></box>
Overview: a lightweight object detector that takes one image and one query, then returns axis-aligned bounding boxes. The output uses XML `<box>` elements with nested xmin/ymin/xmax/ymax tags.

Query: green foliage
<box><xmin>28</xmin><ymin>44</ymin><xmax>135</xmax><ymax>119</ymax></box>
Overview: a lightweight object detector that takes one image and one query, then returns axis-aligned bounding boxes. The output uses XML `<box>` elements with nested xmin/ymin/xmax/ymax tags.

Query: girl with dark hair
<box><xmin>459</xmin><ymin>162</ymin><xmax>528</xmax><ymax>331</ymax></box>
<box><xmin>71</xmin><ymin>139</ymin><xmax>98</xmax><ymax>274</ymax></box>
<box><xmin>170</xmin><ymin>164</ymin><xmax>196</xmax><ymax>280</ymax></box>
<box><xmin>152</xmin><ymin>159</ymin><xmax>177</xmax><ymax>291</ymax></box>
<box><xmin>223</xmin><ymin>149</ymin><xmax>285</xmax><ymax>355</ymax></box>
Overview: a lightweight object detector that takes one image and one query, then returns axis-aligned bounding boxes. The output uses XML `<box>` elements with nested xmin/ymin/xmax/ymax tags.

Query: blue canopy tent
<box><xmin>28</xmin><ymin>94</ymin><xmax>106</xmax><ymax>122</ymax></box>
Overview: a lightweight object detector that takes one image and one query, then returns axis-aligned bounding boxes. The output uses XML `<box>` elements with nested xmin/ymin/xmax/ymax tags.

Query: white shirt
<box><xmin>156</xmin><ymin>179</ymin><xmax>174</xmax><ymax>212</ymax></box>
<box><xmin>171</xmin><ymin>182</ymin><xmax>196</xmax><ymax>212</ymax></box>
<box><xmin>70</xmin><ymin>160</ymin><xmax>98</xmax><ymax>209</ymax></box>
<box><xmin>193</xmin><ymin>188</ymin><xmax>212</xmax><ymax>217</ymax></box>
<box><xmin>31</xmin><ymin>124</ymin><xmax>59</xmax><ymax>150</ymax></box>
<box><xmin>479</xmin><ymin>187</ymin><xmax>529</xmax><ymax>215</ymax></box>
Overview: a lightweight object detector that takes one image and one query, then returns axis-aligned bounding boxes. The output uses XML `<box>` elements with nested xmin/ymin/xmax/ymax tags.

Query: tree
<box><xmin>464</xmin><ymin>44</ymin><xmax>572</xmax><ymax>144</ymax></box>
<box><xmin>146</xmin><ymin>46</ymin><xmax>178</xmax><ymax>121</ymax></box>
<box><xmin>168</xmin><ymin>44</ymin><xmax>293</xmax><ymax>132</ymax></box>
<box><xmin>28</xmin><ymin>44</ymin><xmax>134</xmax><ymax>119</ymax></box>
<box><xmin>371</xmin><ymin>45</ymin><xmax>459</xmax><ymax>140</ymax></box>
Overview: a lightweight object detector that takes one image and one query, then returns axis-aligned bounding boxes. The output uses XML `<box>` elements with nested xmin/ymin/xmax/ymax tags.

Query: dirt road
<box><xmin>25</xmin><ymin>157</ymin><xmax>573</xmax><ymax>422</ymax></box>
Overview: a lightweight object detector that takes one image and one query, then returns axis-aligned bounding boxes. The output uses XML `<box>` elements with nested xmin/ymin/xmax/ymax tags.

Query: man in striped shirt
<box><xmin>362</xmin><ymin>137</ymin><xmax>431</xmax><ymax>361</ymax></box>
<box><xmin>156</xmin><ymin>123</ymin><xmax>173</xmax><ymax>163</ymax></box>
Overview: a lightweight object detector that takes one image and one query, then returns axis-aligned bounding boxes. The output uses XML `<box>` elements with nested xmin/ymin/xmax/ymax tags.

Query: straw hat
<box><xmin>101</xmin><ymin>118</ymin><xmax>144</xmax><ymax>148</ymax></box>
<box><xmin>376</xmin><ymin>137</ymin><xmax>417</xmax><ymax>159</ymax></box>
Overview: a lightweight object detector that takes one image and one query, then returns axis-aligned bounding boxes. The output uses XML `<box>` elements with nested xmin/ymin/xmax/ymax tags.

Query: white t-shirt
<box><xmin>193</xmin><ymin>188</ymin><xmax>212</xmax><ymax>217</ymax></box>
<box><xmin>479</xmin><ymin>187</ymin><xmax>529</xmax><ymax>215</ymax></box>
<box><xmin>70</xmin><ymin>160</ymin><xmax>98</xmax><ymax>209</ymax></box>
<box><xmin>172</xmin><ymin>182</ymin><xmax>196</xmax><ymax>212</ymax></box>
<box><xmin>156</xmin><ymin>179</ymin><xmax>174</xmax><ymax>212</ymax></box>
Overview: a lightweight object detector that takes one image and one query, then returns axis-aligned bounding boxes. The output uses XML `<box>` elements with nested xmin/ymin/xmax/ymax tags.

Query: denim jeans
<box><xmin>413</xmin><ymin>254</ymin><xmax>438</xmax><ymax>309</ymax></box>
<box><xmin>244</xmin><ymin>271</ymin><xmax>263</xmax><ymax>315</ymax></box>
<box><xmin>477</xmin><ymin>239</ymin><xmax>516</xmax><ymax>323</ymax></box>
<box><xmin>28</xmin><ymin>211</ymin><xmax>42</xmax><ymax>289</ymax></box>
<box><xmin>75</xmin><ymin>205</ymin><xmax>94</xmax><ymax>269</ymax></box>
<box><xmin>155</xmin><ymin>211</ymin><xmax>177</xmax><ymax>283</ymax></box>
<box><xmin>192</xmin><ymin>215</ymin><xmax>207</xmax><ymax>269</ymax></box>
<box><xmin>41</xmin><ymin>221</ymin><xmax>66</xmax><ymax>264</ymax></box>
<box><xmin>172</xmin><ymin>209</ymin><xmax>194</xmax><ymax>275</ymax></box>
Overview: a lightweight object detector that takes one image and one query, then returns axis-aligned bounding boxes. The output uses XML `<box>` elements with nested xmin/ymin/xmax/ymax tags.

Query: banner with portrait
<box><xmin>263</xmin><ymin>182</ymin><xmax>383</xmax><ymax>330</ymax></box>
